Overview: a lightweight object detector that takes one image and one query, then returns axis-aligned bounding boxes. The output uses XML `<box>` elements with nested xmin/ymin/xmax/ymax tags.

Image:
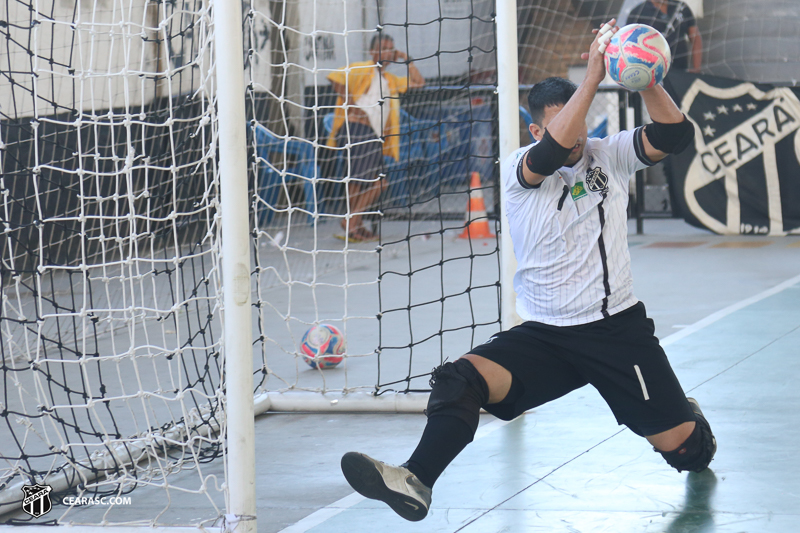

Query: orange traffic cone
<box><xmin>458</xmin><ymin>172</ymin><xmax>495</xmax><ymax>239</ymax></box>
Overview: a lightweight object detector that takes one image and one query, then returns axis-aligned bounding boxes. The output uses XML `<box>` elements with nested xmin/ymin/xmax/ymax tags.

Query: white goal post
<box><xmin>495</xmin><ymin>0</ymin><xmax>522</xmax><ymax>331</ymax></box>
<box><xmin>214</xmin><ymin>0</ymin><xmax>256</xmax><ymax>531</ymax></box>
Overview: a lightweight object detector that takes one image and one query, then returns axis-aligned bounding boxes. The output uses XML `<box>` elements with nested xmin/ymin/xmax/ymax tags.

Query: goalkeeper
<box><xmin>340</xmin><ymin>18</ymin><xmax>715</xmax><ymax>522</ymax></box>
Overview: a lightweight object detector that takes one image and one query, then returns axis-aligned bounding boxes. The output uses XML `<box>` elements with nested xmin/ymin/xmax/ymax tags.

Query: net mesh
<box><xmin>518</xmin><ymin>1</ymin><xmax>799</xmax><ymax>87</ymax></box>
<box><xmin>248</xmin><ymin>0</ymin><xmax>502</xmax><ymax>397</ymax></box>
<box><xmin>516</xmin><ymin>0</ymin><xmax>800</xmax><ymax>221</ymax></box>
<box><xmin>1</xmin><ymin>0</ymin><xmax>225</xmax><ymax>525</ymax></box>
<box><xmin>1</xmin><ymin>0</ymin><xmax>504</xmax><ymax>524</ymax></box>
<box><xmin>619</xmin><ymin>0</ymin><xmax>800</xmax><ymax>85</ymax></box>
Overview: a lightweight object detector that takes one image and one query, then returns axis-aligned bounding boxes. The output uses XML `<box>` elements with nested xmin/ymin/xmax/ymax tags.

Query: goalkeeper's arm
<box><xmin>519</xmin><ymin>19</ymin><xmax>617</xmax><ymax>187</ymax></box>
<box><xmin>639</xmin><ymin>85</ymin><xmax>695</xmax><ymax>163</ymax></box>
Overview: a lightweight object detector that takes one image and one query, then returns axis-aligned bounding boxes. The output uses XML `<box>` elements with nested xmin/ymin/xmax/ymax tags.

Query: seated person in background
<box><xmin>327</xmin><ymin>33</ymin><xmax>425</xmax><ymax>242</ymax></box>
<box><xmin>627</xmin><ymin>0</ymin><xmax>702</xmax><ymax>73</ymax></box>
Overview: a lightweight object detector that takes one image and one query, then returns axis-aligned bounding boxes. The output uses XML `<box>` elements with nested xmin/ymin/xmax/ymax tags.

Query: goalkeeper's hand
<box><xmin>581</xmin><ymin>18</ymin><xmax>618</xmax><ymax>85</ymax></box>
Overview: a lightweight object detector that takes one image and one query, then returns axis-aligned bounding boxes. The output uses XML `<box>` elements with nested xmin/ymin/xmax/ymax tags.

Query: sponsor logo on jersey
<box><xmin>586</xmin><ymin>167</ymin><xmax>609</xmax><ymax>193</ymax></box>
<box><xmin>21</xmin><ymin>484</ymin><xmax>52</xmax><ymax>518</ymax></box>
<box><xmin>571</xmin><ymin>182</ymin><xmax>588</xmax><ymax>200</ymax></box>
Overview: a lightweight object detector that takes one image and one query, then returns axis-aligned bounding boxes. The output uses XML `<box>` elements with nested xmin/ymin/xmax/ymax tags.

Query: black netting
<box><xmin>245</xmin><ymin>0</ymin><xmax>503</xmax><ymax>398</ymax></box>
<box><xmin>1</xmin><ymin>0</ymin><xmax>224</xmax><ymax>525</ymax></box>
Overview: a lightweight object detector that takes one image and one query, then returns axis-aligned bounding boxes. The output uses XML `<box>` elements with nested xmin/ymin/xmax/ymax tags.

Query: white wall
<box><xmin>296</xmin><ymin>0</ymin><xmax>369</xmax><ymax>87</ymax></box>
<box><xmin>618</xmin><ymin>0</ymin><xmax>704</xmax><ymax>26</ymax></box>
<box><xmin>375</xmin><ymin>0</ymin><xmax>494</xmax><ymax>81</ymax></box>
<box><xmin>245</xmin><ymin>0</ymin><xmax>274</xmax><ymax>95</ymax></box>
<box><xmin>0</xmin><ymin>0</ymin><xmax>225</xmax><ymax>120</ymax></box>
<box><xmin>296</xmin><ymin>0</ymin><xmax>494</xmax><ymax>87</ymax></box>
<box><xmin>1</xmin><ymin>0</ymin><xmax>152</xmax><ymax>118</ymax></box>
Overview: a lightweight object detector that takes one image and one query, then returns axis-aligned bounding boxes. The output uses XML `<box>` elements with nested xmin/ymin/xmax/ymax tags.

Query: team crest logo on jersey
<box><xmin>571</xmin><ymin>182</ymin><xmax>588</xmax><ymax>200</ymax></box>
<box><xmin>21</xmin><ymin>484</ymin><xmax>52</xmax><ymax>518</ymax></box>
<box><xmin>681</xmin><ymin>79</ymin><xmax>800</xmax><ymax>235</ymax></box>
<box><xmin>586</xmin><ymin>167</ymin><xmax>609</xmax><ymax>193</ymax></box>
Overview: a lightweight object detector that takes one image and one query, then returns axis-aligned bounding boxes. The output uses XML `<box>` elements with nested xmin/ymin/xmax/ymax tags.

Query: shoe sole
<box><xmin>341</xmin><ymin>452</ymin><xmax>428</xmax><ymax>522</ymax></box>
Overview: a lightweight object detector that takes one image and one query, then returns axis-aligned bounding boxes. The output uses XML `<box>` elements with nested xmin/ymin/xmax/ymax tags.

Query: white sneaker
<box><xmin>341</xmin><ymin>452</ymin><xmax>431</xmax><ymax>521</ymax></box>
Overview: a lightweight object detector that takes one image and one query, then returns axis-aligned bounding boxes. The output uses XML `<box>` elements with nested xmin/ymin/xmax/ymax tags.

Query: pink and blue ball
<box><xmin>604</xmin><ymin>24</ymin><xmax>671</xmax><ymax>91</ymax></box>
<box><xmin>300</xmin><ymin>324</ymin><xmax>345</xmax><ymax>369</ymax></box>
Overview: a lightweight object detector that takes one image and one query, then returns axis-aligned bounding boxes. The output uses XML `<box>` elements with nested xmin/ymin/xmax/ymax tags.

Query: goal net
<box><xmin>1</xmin><ymin>0</ymin><xmax>225</xmax><ymax>526</ymax></box>
<box><xmin>0</xmin><ymin>0</ymin><xmax>502</xmax><ymax>526</ymax></box>
<box><xmin>518</xmin><ymin>0</ymin><xmax>800</xmax><ymax>224</ymax></box>
<box><xmin>248</xmin><ymin>0</ymin><xmax>502</xmax><ymax>404</ymax></box>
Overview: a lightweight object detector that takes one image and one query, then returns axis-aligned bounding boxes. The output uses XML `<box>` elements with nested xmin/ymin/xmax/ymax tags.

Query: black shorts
<box><xmin>337</xmin><ymin>122</ymin><xmax>383</xmax><ymax>183</ymax></box>
<box><xmin>470</xmin><ymin>302</ymin><xmax>695</xmax><ymax>436</ymax></box>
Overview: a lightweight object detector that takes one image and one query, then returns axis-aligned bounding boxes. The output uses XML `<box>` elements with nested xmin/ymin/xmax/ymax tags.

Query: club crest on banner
<box><xmin>21</xmin><ymin>484</ymin><xmax>53</xmax><ymax>518</ymax></box>
<box><xmin>680</xmin><ymin>79</ymin><xmax>800</xmax><ymax>235</ymax></box>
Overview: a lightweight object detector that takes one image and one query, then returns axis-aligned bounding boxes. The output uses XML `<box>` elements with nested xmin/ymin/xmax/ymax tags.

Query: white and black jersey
<box><xmin>475</xmin><ymin>128</ymin><xmax>702</xmax><ymax>444</ymax></box>
<box><xmin>502</xmin><ymin>128</ymin><xmax>656</xmax><ymax>326</ymax></box>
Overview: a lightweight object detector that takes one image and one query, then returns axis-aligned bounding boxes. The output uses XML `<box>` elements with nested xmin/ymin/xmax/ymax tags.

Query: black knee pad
<box><xmin>426</xmin><ymin>359</ymin><xmax>489</xmax><ymax>436</ymax></box>
<box><xmin>659</xmin><ymin>416</ymin><xmax>717</xmax><ymax>473</ymax></box>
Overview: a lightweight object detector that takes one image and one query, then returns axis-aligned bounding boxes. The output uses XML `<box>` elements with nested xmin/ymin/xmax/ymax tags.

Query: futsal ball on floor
<box><xmin>300</xmin><ymin>324</ymin><xmax>345</xmax><ymax>369</ymax></box>
<box><xmin>604</xmin><ymin>23</ymin><xmax>671</xmax><ymax>91</ymax></box>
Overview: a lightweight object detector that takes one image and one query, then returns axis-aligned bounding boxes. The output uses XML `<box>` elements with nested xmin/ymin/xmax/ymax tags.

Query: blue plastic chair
<box><xmin>253</xmin><ymin>123</ymin><xmax>317</xmax><ymax>224</ymax></box>
<box><xmin>589</xmin><ymin>117</ymin><xmax>608</xmax><ymax>139</ymax></box>
<box><xmin>519</xmin><ymin>106</ymin><xmax>535</xmax><ymax>141</ymax></box>
<box><xmin>413</xmin><ymin>117</ymin><xmax>446</xmax><ymax>201</ymax></box>
<box><xmin>323</xmin><ymin>113</ymin><xmax>335</xmax><ymax>136</ymax></box>
<box><xmin>321</xmin><ymin>112</ymin><xmax>344</xmax><ymax>185</ymax></box>
<box><xmin>433</xmin><ymin>102</ymin><xmax>493</xmax><ymax>191</ymax></box>
<box><xmin>383</xmin><ymin>109</ymin><xmax>430</xmax><ymax>205</ymax></box>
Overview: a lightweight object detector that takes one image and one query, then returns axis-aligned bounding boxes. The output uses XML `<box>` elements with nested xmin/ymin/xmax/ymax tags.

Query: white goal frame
<box><xmin>0</xmin><ymin>0</ymin><xmax>257</xmax><ymax>530</ymax></box>
<box><xmin>0</xmin><ymin>0</ymin><xmax>521</xmax><ymax>530</ymax></box>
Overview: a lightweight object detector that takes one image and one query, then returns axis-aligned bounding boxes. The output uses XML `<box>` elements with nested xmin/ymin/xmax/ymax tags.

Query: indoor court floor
<box><xmin>4</xmin><ymin>219</ymin><xmax>797</xmax><ymax>532</ymax></box>
<box><xmin>260</xmin><ymin>218</ymin><xmax>800</xmax><ymax>533</ymax></box>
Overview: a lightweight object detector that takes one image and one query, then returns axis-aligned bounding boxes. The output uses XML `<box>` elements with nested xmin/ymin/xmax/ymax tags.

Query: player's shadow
<box><xmin>663</xmin><ymin>469</ymin><xmax>718</xmax><ymax>533</ymax></box>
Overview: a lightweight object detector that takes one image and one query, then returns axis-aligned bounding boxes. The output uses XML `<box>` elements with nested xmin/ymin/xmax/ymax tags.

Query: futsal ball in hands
<box><xmin>604</xmin><ymin>24</ymin><xmax>671</xmax><ymax>91</ymax></box>
<box><xmin>300</xmin><ymin>324</ymin><xmax>345</xmax><ymax>369</ymax></box>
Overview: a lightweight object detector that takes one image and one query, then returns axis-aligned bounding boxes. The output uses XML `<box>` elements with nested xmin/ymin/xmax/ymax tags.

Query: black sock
<box><xmin>405</xmin><ymin>415</ymin><xmax>473</xmax><ymax>489</ymax></box>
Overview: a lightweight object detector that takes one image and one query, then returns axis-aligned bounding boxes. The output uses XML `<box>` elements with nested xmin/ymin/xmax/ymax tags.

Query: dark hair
<box><xmin>527</xmin><ymin>77</ymin><xmax>578</xmax><ymax>126</ymax></box>
<box><xmin>369</xmin><ymin>33</ymin><xmax>394</xmax><ymax>51</ymax></box>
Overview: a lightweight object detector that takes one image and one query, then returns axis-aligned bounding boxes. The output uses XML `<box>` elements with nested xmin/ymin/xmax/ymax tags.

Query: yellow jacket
<box><xmin>326</xmin><ymin>61</ymin><xmax>408</xmax><ymax>161</ymax></box>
